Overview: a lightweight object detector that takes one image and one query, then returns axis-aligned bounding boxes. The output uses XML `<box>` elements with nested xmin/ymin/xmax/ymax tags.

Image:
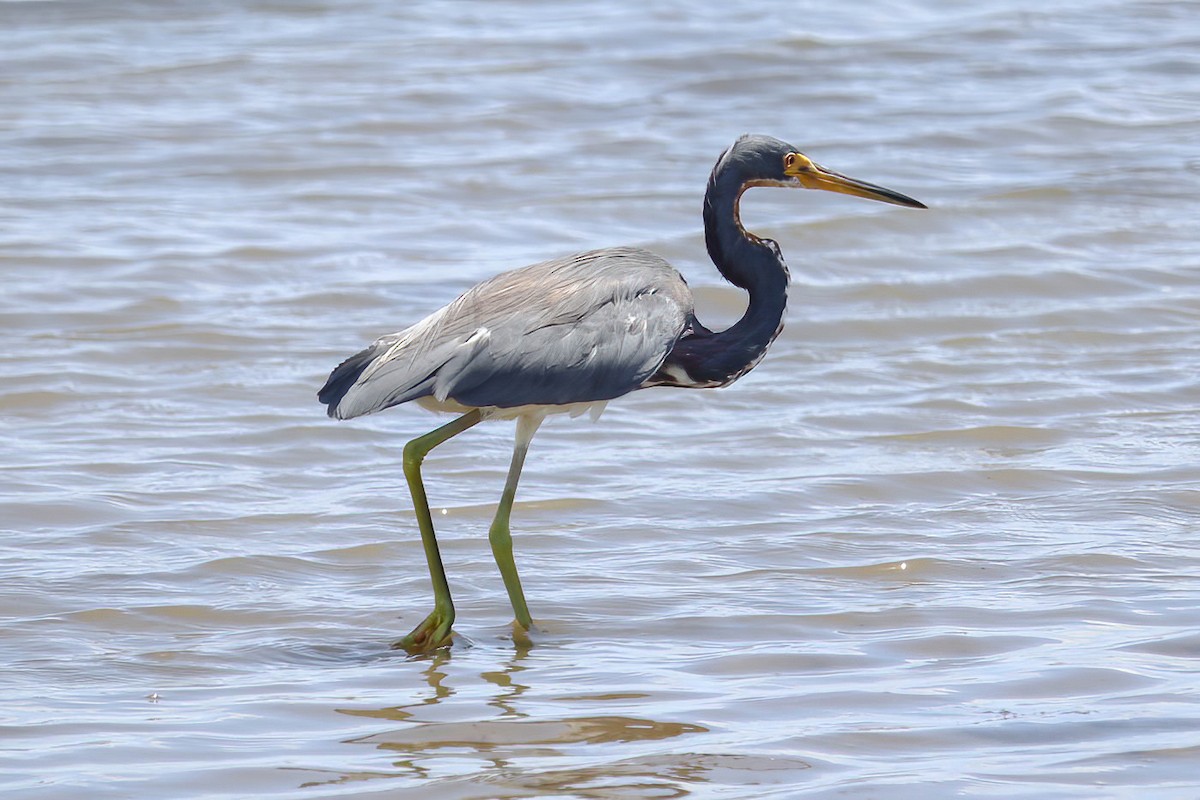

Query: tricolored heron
<box><xmin>319</xmin><ymin>134</ymin><xmax>925</xmax><ymax>652</ymax></box>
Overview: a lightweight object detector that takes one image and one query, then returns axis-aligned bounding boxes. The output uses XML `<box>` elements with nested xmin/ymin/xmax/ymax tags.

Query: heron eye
<box><xmin>784</xmin><ymin>153</ymin><xmax>796</xmax><ymax>169</ymax></box>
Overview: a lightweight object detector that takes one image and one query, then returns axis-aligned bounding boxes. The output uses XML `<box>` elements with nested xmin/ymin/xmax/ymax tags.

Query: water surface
<box><xmin>3</xmin><ymin>1</ymin><xmax>1200</xmax><ymax>797</ymax></box>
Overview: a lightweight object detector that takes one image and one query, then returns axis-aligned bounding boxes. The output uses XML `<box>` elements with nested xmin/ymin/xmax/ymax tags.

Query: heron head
<box><xmin>725</xmin><ymin>134</ymin><xmax>926</xmax><ymax>209</ymax></box>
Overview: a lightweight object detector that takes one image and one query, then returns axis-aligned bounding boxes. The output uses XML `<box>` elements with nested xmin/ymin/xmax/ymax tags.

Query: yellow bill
<box><xmin>783</xmin><ymin>152</ymin><xmax>926</xmax><ymax>209</ymax></box>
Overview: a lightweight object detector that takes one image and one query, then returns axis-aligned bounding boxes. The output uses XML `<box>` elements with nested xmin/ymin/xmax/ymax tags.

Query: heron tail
<box><xmin>318</xmin><ymin>345</ymin><xmax>380</xmax><ymax>419</ymax></box>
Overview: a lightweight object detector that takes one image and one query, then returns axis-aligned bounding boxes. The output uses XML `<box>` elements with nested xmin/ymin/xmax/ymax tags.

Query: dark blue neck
<box><xmin>662</xmin><ymin>169</ymin><xmax>789</xmax><ymax>387</ymax></box>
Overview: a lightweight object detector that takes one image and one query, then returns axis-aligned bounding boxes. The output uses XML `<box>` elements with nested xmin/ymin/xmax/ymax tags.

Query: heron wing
<box><xmin>320</xmin><ymin>247</ymin><xmax>692</xmax><ymax>419</ymax></box>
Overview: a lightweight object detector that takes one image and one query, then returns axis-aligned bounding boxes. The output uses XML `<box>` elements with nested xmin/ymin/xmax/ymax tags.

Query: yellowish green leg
<box><xmin>394</xmin><ymin>409</ymin><xmax>482</xmax><ymax>653</ymax></box>
<box><xmin>489</xmin><ymin>413</ymin><xmax>544</xmax><ymax>631</ymax></box>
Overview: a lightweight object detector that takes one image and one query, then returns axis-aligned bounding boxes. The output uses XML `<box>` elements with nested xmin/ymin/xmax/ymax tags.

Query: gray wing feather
<box><xmin>321</xmin><ymin>247</ymin><xmax>692</xmax><ymax>419</ymax></box>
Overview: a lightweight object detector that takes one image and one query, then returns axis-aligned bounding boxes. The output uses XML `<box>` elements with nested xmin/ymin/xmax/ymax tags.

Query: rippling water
<box><xmin>3</xmin><ymin>1</ymin><xmax>1200</xmax><ymax>798</ymax></box>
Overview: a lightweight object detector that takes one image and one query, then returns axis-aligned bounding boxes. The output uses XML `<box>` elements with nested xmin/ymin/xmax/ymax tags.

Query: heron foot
<box><xmin>510</xmin><ymin>618</ymin><xmax>535</xmax><ymax>649</ymax></box>
<box><xmin>392</xmin><ymin>607</ymin><xmax>454</xmax><ymax>654</ymax></box>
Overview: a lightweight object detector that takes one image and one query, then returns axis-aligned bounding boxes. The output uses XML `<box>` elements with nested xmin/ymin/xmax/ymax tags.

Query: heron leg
<box><xmin>394</xmin><ymin>409</ymin><xmax>483</xmax><ymax>653</ymax></box>
<box><xmin>489</xmin><ymin>413</ymin><xmax>544</xmax><ymax>631</ymax></box>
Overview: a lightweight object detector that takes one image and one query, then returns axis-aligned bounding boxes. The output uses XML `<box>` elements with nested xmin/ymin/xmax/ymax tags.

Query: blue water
<box><xmin>3</xmin><ymin>1</ymin><xmax>1200</xmax><ymax>798</ymax></box>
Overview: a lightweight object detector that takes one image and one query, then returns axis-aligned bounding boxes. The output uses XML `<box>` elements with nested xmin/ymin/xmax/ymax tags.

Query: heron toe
<box><xmin>393</xmin><ymin>607</ymin><xmax>454</xmax><ymax>653</ymax></box>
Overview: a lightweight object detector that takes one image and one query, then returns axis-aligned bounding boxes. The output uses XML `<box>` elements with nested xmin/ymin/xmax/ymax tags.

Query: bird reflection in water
<box><xmin>294</xmin><ymin>645</ymin><xmax>723</xmax><ymax>794</ymax></box>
